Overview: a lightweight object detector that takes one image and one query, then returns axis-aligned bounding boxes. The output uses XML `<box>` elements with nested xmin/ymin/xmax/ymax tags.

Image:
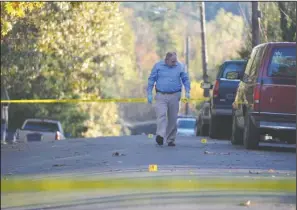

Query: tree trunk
<box><xmin>278</xmin><ymin>2</ymin><xmax>289</xmax><ymax>41</ymax></box>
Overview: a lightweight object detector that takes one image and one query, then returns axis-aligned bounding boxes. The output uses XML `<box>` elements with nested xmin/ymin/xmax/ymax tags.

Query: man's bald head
<box><xmin>165</xmin><ymin>52</ymin><xmax>177</xmax><ymax>67</ymax></box>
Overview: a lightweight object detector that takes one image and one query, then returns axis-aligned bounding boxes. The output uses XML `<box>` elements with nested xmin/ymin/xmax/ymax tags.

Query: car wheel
<box><xmin>280</xmin><ymin>132</ymin><xmax>296</xmax><ymax>144</ymax></box>
<box><xmin>243</xmin><ymin>112</ymin><xmax>260</xmax><ymax>150</ymax></box>
<box><xmin>209</xmin><ymin>114</ymin><xmax>221</xmax><ymax>139</ymax></box>
<box><xmin>287</xmin><ymin>139</ymin><xmax>296</xmax><ymax>144</ymax></box>
<box><xmin>231</xmin><ymin>113</ymin><xmax>243</xmax><ymax>145</ymax></box>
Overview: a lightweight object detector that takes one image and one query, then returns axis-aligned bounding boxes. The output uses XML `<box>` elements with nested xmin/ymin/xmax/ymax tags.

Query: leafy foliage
<box><xmin>277</xmin><ymin>2</ymin><xmax>296</xmax><ymax>42</ymax></box>
<box><xmin>238</xmin><ymin>2</ymin><xmax>296</xmax><ymax>59</ymax></box>
<box><xmin>1</xmin><ymin>2</ymin><xmax>138</xmax><ymax>137</ymax></box>
<box><xmin>1</xmin><ymin>2</ymin><xmax>44</xmax><ymax>37</ymax></box>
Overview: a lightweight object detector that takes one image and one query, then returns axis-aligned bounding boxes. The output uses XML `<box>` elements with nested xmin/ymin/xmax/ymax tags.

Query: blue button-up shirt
<box><xmin>147</xmin><ymin>60</ymin><xmax>191</xmax><ymax>95</ymax></box>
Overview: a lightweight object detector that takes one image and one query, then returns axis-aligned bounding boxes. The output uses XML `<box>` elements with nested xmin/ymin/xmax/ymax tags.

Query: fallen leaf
<box><xmin>112</xmin><ymin>152</ymin><xmax>120</xmax><ymax>156</ymax></box>
<box><xmin>249</xmin><ymin>170</ymin><xmax>260</xmax><ymax>174</ymax></box>
<box><xmin>52</xmin><ymin>164</ymin><xmax>65</xmax><ymax>167</ymax></box>
<box><xmin>239</xmin><ymin>200</ymin><xmax>251</xmax><ymax>206</ymax></box>
<box><xmin>219</xmin><ymin>152</ymin><xmax>230</xmax><ymax>155</ymax></box>
<box><xmin>112</xmin><ymin>152</ymin><xmax>126</xmax><ymax>157</ymax></box>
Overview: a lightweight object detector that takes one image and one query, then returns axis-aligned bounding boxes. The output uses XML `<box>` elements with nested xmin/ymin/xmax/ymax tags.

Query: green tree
<box><xmin>1</xmin><ymin>2</ymin><xmax>138</xmax><ymax>137</ymax></box>
<box><xmin>278</xmin><ymin>2</ymin><xmax>296</xmax><ymax>42</ymax></box>
<box><xmin>205</xmin><ymin>9</ymin><xmax>245</xmax><ymax>79</ymax></box>
<box><xmin>260</xmin><ymin>2</ymin><xmax>282</xmax><ymax>42</ymax></box>
<box><xmin>238</xmin><ymin>2</ymin><xmax>296</xmax><ymax>59</ymax></box>
<box><xmin>1</xmin><ymin>2</ymin><xmax>44</xmax><ymax>37</ymax></box>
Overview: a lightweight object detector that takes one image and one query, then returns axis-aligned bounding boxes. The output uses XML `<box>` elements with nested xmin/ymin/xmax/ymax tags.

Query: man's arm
<box><xmin>147</xmin><ymin>63</ymin><xmax>158</xmax><ymax>95</ymax></box>
<box><xmin>180</xmin><ymin>65</ymin><xmax>191</xmax><ymax>93</ymax></box>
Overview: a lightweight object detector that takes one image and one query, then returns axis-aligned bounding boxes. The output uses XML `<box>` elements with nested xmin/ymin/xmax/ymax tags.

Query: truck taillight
<box><xmin>253</xmin><ymin>84</ymin><xmax>261</xmax><ymax>111</ymax></box>
<box><xmin>213</xmin><ymin>80</ymin><xmax>220</xmax><ymax>98</ymax></box>
<box><xmin>55</xmin><ymin>131</ymin><xmax>61</xmax><ymax>140</ymax></box>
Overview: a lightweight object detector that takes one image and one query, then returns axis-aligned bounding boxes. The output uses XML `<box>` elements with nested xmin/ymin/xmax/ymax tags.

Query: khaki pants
<box><xmin>154</xmin><ymin>92</ymin><xmax>181</xmax><ymax>143</ymax></box>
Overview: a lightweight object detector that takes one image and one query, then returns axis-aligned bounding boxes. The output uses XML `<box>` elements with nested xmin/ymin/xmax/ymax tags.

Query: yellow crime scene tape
<box><xmin>0</xmin><ymin>98</ymin><xmax>209</xmax><ymax>104</ymax></box>
<box><xmin>1</xmin><ymin>178</ymin><xmax>295</xmax><ymax>193</ymax></box>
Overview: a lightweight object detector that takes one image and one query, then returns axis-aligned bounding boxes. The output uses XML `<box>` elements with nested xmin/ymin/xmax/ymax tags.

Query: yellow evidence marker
<box><xmin>148</xmin><ymin>134</ymin><xmax>153</xmax><ymax>139</ymax></box>
<box><xmin>149</xmin><ymin>164</ymin><xmax>158</xmax><ymax>172</ymax></box>
<box><xmin>201</xmin><ymin>138</ymin><xmax>207</xmax><ymax>144</ymax></box>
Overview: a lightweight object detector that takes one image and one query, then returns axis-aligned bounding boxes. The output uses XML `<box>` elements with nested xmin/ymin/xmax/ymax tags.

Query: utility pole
<box><xmin>252</xmin><ymin>2</ymin><xmax>261</xmax><ymax>47</ymax></box>
<box><xmin>199</xmin><ymin>2</ymin><xmax>209</xmax><ymax>97</ymax></box>
<box><xmin>185</xmin><ymin>36</ymin><xmax>190</xmax><ymax>115</ymax></box>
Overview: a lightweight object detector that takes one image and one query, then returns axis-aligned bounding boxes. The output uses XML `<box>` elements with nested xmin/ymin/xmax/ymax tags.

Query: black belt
<box><xmin>156</xmin><ymin>89</ymin><xmax>181</xmax><ymax>94</ymax></box>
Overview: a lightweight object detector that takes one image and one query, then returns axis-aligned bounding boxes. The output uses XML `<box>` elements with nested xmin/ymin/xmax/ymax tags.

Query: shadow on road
<box><xmin>258</xmin><ymin>145</ymin><xmax>296</xmax><ymax>153</ymax></box>
<box><xmin>208</xmin><ymin>137</ymin><xmax>296</xmax><ymax>154</ymax></box>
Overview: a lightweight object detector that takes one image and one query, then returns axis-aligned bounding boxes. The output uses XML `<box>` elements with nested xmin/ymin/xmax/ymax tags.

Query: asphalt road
<box><xmin>1</xmin><ymin>135</ymin><xmax>296</xmax><ymax>210</ymax></box>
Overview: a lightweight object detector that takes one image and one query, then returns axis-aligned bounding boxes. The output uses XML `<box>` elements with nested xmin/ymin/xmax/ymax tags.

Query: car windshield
<box><xmin>268</xmin><ymin>47</ymin><xmax>296</xmax><ymax>78</ymax></box>
<box><xmin>177</xmin><ymin>120</ymin><xmax>196</xmax><ymax>129</ymax></box>
<box><xmin>23</xmin><ymin>121</ymin><xmax>59</xmax><ymax>132</ymax></box>
<box><xmin>222</xmin><ymin>62</ymin><xmax>246</xmax><ymax>79</ymax></box>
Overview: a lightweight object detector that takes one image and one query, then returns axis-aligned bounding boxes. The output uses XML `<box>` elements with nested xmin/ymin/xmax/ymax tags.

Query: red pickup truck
<box><xmin>231</xmin><ymin>42</ymin><xmax>296</xmax><ymax>149</ymax></box>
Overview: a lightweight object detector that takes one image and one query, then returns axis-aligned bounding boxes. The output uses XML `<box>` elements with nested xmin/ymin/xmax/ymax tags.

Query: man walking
<box><xmin>147</xmin><ymin>52</ymin><xmax>191</xmax><ymax>146</ymax></box>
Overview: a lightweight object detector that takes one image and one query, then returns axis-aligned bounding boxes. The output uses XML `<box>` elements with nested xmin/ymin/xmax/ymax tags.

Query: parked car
<box><xmin>231</xmin><ymin>42</ymin><xmax>296</xmax><ymax>149</ymax></box>
<box><xmin>177</xmin><ymin>117</ymin><xmax>197</xmax><ymax>136</ymax></box>
<box><xmin>16</xmin><ymin>118</ymin><xmax>68</xmax><ymax>143</ymax></box>
<box><xmin>208</xmin><ymin>60</ymin><xmax>248</xmax><ymax>139</ymax></box>
<box><xmin>195</xmin><ymin>101</ymin><xmax>210</xmax><ymax>136</ymax></box>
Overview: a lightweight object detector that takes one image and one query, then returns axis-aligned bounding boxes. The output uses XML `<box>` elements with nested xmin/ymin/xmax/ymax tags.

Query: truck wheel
<box><xmin>281</xmin><ymin>132</ymin><xmax>296</xmax><ymax>144</ymax></box>
<box><xmin>287</xmin><ymin>139</ymin><xmax>296</xmax><ymax>144</ymax></box>
<box><xmin>243</xmin><ymin>113</ymin><xmax>260</xmax><ymax>150</ymax></box>
<box><xmin>209</xmin><ymin>114</ymin><xmax>221</xmax><ymax>139</ymax></box>
<box><xmin>231</xmin><ymin>114</ymin><xmax>243</xmax><ymax>145</ymax></box>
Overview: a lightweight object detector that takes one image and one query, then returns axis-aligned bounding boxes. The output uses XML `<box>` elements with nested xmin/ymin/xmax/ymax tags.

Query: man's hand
<box><xmin>147</xmin><ymin>94</ymin><xmax>153</xmax><ymax>104</ymax></box>
<box><xmin>185</xmin><ymin>92</ymin><xmax>190</xmax><ymax>99</ymax></box>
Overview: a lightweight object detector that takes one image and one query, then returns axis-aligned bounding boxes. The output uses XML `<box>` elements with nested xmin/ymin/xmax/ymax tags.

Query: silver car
<box><xmin>177</xmin><ymin>117</ymin><xmax>197</xmax><ymax>136</ymax></box>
